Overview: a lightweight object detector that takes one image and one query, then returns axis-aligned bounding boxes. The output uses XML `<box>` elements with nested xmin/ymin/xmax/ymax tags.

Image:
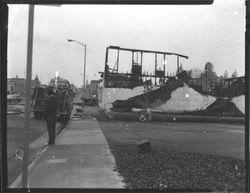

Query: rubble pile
<box><xmin>203</xmin><ymin>98</ymin><xmax>244</xmax><ymax>117</ymax></box>
<box><xmin>112</xmin><ymin>79</ymin><xmax>245</xmax><ymax>117</ymax></box>
<box><xmin>231</xmin><ymin>95</ymin><xmax>245</xmax><ymax>115</ymax></box>
<box><xmin>154</xmin><ymin>84</ymin><xmax>216</xmax><ymax>113</ymax></box>
<box><xmin>112</xmin><ymin>79</ymin><xmax>184</xmax><ymax>110</ymax></box>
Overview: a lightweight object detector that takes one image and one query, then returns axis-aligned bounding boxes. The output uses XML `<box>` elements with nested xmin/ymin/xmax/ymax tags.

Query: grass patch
<box><xmin>110</xmin><ymin>144</ymin><xmax>245</xmax><ymax>191</ymax></box>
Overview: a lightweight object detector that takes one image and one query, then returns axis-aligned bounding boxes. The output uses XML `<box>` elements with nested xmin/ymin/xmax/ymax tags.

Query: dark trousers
<box><xmin>47</xmin><ymin>116</ymin><xmax>56</xmax><ymax>144</ymax></box>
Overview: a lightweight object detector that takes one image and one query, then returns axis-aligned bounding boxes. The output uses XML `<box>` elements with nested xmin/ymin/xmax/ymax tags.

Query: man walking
<box><xmin>44</xmin><ymin>87</ymin><xmax>57</xmax><ymax>145</ymax></box>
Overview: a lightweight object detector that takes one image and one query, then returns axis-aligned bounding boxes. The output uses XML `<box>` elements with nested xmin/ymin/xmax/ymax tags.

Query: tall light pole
<box><xmin>67</xmin><ymin>39</ymin><xmax>87</xmax><ymax>89</ymax></box>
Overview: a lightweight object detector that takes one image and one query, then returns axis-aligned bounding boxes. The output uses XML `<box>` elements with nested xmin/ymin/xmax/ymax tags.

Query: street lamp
<box><xmin>67</xmin><ymin>39</ymin><xmax>87</xmax><ymax>89</ymax></box>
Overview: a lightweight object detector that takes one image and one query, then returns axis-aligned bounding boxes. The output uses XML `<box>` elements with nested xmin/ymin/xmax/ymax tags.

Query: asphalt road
<box><xmin>98</xmin><ymin>121</ymin><xmax>245</xmax><ymax>160</ymax></box>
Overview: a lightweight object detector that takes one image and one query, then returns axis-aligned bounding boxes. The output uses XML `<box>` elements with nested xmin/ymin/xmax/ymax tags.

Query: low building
<box><xmin>89</xmin><ymin>79</ymin><xmax>102</xmax><ymax>96</ymax></box>
<box><xmin>7</xmin><ymin>75</ymin><xmax>41</xmax><ymax>95</ymax></box>
<box><xmin>7</xmin><ymin>80</ymin><xmax>15</xmax><ymax>94</ymax></box>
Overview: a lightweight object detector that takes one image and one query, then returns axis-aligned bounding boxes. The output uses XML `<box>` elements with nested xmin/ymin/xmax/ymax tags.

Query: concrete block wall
<box><xmin>99</xmin><ymin>85</ymin><xmax>144</xmax><ymax>109</ymax></box>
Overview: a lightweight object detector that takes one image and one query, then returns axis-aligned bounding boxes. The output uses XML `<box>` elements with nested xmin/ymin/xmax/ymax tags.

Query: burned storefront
<box><xmin>98</xmin><ymin>46</ymin><xmax>188</xmax><ymax>109</ymax></box>
<box><xmin>101</xmin><ymin>46</ymin><xmax>188</xmax><ymax>88</ymax></box>
<box><xmin>97</xmin><ymin>46</ymin><xmax>244</xmax><ymax>118</ymax></box>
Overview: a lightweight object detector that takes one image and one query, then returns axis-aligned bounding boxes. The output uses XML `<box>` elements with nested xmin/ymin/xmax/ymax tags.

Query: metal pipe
<box><xmin>117</xmin><ymin>49</ymin><xmax>119</xmax><ymax>73</ymax></box>
<box><xmin>155</xmin><ymin>53</ymin><xmax>157</xmax><ymax>85</ymax></box>
<box><xmin>132</xmin><ymin>51</ymin><xmax>134</xmax><ymax>64</ymax></box>
<box><xmin>84</xmin><ymin>45</ymin><xmax>87</xmax><ymax>88</ymax></box>
<box><xmin>104</xmin><ymin>47</ymin><xmax>109</xmax><ymax>88</ymax></box>
<box><xmin>164</xmin><ymin>54</ymin><xmax>166</xmax><ymax>82</ymax></box>
<box><xmin>177</xmin><ymin>56</ymin><xmax>179</xmax><ymax>76</ymax></box>
<box><xmin>141</xmin><ymin>52</ymin><xmax>143</xmax><ymax>67</ymax></box>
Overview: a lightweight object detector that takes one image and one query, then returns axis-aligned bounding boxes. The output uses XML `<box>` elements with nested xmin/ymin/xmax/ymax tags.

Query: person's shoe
<box><xmin>48</xmin><ymin>142</ymin><xmax>54</xmax><ymax>145</ymax></box>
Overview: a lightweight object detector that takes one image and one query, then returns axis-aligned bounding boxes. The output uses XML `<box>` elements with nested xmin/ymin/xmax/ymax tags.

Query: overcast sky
<box><xmin>7</xmin><ymin>0</ymin><xmax>245</xmax><ymax>87</ymax></box>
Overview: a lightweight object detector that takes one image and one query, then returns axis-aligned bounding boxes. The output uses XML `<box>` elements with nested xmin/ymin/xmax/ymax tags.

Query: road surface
<box><xmin>98</xmin><ymin>121</ymin><xmax>245</xmax><ymax>160</ymax></box>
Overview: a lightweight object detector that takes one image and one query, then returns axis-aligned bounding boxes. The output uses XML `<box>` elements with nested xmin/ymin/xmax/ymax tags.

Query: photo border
<box><xmin>1</xmin><ymin>0</ymin><xmax>249</xmax><ymax>193</ymax></box>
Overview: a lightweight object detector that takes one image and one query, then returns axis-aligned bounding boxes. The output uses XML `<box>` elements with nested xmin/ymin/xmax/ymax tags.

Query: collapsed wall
<box><xmin>153</xmin><ymin>84</ymin><xmax>216</xmax><ymax>113</ymax></box>
<box><xmin>112</xmin><ymin>79</ymin><xmax>184</xmax><ymax>110</ymax></box>
<box><xmin>199</xmin><ymin>98</ymin><xmax>244</xmax><ymax>117</ymax></box>
<box><xmin>111</xmin><ymin>79</ymin><xmax>245</xmax><ymax>117</ymax></box>
<box><xmin>231</xmin><ymin>95</ymin><xmax>245</xmax><ymax>115</ymax></box>
<box><xmin>99</xmin><ymin>85</ymin><xmax>145</xmax><ymax>109</ymax></box>
<box><xmin>112</xmin><ymin>79</ymin><xmax>216</xmax><ymax>113</ymax></box>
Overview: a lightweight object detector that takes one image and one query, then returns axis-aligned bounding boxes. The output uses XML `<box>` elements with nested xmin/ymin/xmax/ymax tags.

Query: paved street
<box><xmin>99</xmin><ymin>121</ymin><xmax>245</xmax><ymax>160</ymax></box>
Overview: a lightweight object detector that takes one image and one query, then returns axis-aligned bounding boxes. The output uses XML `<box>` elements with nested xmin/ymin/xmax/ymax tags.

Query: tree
<box><xmin>190</xmin><ymin>68</ymin><xmax>202</xmax><ymax>78</ymax></box>
<box><xmin>231</xmin><ymin>69</ymin><xmax>238</xmax><ymax>78</ymax></box>
<box><xmin>202</xmin><ymin>62</ymin><xmax>218</xmax><ymax>81</ymax></box>
<box><xmin>187</xmin><ymin>70</ymin><xmax>192</xmax><ymax>79</ymax></box>
<box><xmin>223</xmin><ymin>70</ymin><xmax>228</xmax><ymax>79</ymax></box>
<box><xmin>204</xmin><ymin>62</ymin><xmax>214</xmax><ymax>75</ymax></box>
<box><xmin>200</xmin><ymin>62</ymin><xmax>219</xmax><ymax>92</ymax></box>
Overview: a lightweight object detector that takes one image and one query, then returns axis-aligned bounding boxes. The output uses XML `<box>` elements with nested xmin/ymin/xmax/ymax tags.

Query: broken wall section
<box><xmin>153</xmin><ymin>84</ymin><xmax>216</xmax><ymax>113</ymax></box>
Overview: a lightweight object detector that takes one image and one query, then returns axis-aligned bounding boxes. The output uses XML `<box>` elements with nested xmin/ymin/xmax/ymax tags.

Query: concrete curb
<box><xmin>9</xmin><ymin>121</ymin><xmax>69</xmax><ymax>188</ymax></box>
<box><xmin>9</xmin><ymin>145</ymin><xmax>49</xmax><ymax>188</ymax></box>
<box><xmin>95</xmin><ymin>120</ymin><xmax>126</xmax><ymax>188</ymax></box>
<box><xmin>109</xmin><ymin>112</ymin><xmax>245</xmax><ymax>124</ymax></box>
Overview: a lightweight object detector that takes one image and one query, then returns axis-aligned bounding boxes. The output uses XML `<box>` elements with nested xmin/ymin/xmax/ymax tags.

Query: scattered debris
<box><xmin>136</xmin><ymin>139</ymin><xmax>151</xmax><ymax>154</ymax></box>
<box><xmin>15</xmin><ymin>149</ymin><xmax>23</xmax><ymax>160</ymax></box>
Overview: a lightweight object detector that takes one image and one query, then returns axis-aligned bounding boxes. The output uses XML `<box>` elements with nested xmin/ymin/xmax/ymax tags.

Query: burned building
<box><xmin>98</xmin><ymin>46</ymin><xmax>189</xmax><ymax>109</ymax></box>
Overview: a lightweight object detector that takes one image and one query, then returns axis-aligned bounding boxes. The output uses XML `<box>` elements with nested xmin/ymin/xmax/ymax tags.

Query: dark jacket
<box><xmin>44</xmin><ymin>95</ymin><xmax>57</xmax><ymax>119</ymax></box>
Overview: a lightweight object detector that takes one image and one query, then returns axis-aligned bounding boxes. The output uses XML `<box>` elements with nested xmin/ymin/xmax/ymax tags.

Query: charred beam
<box><xmin>108</xmin><ymin>45</ymin><xmax>189</xmax><ymax>59</ymax></box>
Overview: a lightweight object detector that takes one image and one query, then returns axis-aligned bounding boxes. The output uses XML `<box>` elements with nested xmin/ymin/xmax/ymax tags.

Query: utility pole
<box><xmin>22</xmin><ymin>4</ymin><xmax>34</xmax><ymax>188</ymax></box>
<box><xmin>21</xmin><ymin>4</ymin><xmax>61</xmax><ymax>188</ymax></box>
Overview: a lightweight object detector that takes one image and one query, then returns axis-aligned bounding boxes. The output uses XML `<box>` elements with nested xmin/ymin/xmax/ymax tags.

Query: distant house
<box><xmin>89</xmin><ymin>79</ymin><xmax>102</xmax><ymax>96</ymax></box>
<box><xmin>7</xmin><ymin>75</ymin><xmax>41</xmax><ymax>95</ymax></box>
<box><xmin>70</xmin><ymin>84</ymin><xmax>77</xmax><ymax>93</ymax></box>
<box><xmin>7</xmin><ymin>80</ymin><xmax>15</xmax><ymax>93</ymax></box>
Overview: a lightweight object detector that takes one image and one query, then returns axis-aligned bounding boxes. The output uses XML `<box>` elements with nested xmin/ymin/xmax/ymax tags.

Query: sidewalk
<box><xmin>21</xmin><ymin>118</ymin><xmax>125</xmax><ymax>188</ymax></box>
